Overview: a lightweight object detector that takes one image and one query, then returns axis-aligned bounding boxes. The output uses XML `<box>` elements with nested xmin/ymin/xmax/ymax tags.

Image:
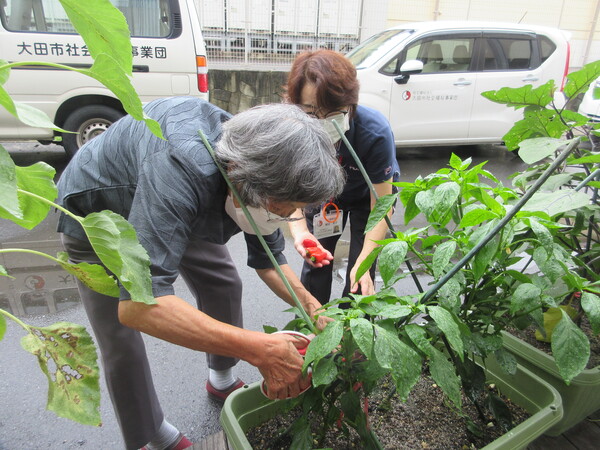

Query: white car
<box><xmin>346</xmin><ymin>21</ymin><xmax>571</xmax><ymax>147</ymax></box>
<box><xmin>578</xmin><ymin>76</ymin><xmax>600</xmax><ymax>122</ymax></box>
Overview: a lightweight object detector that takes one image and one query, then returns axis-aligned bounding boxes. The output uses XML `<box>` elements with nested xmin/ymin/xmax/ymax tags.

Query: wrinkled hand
<box><xmin>294</xmin><ymin>233</ymin><xmax>333</xmax><ymax>268</ymax></box>
<box><xmin>258</xmin><ymin>333</ymin><xmax>312</xmax><ymax>400</ymax></box>
<box><xmin>349</xmin><ymin>264</ymin><xmax>375</xmax><ymax>296</ymax></box>
<box><xmin>305</xmin><ymin>301</ymin><xmax>332</xmax><ymax>331</ymax></box>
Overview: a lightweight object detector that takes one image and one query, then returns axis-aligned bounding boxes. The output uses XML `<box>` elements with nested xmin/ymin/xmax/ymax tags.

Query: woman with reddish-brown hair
<box><xmin>286</xmin><ymin>49</ymin><xmax>400</xmax><ymax>305</ymax></box>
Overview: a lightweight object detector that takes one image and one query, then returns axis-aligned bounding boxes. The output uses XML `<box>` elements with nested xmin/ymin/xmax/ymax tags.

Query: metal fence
<box><xmin>196</xmin><ymin>0</ymin><xmax>369</xmax><ymax>69</ymax></box>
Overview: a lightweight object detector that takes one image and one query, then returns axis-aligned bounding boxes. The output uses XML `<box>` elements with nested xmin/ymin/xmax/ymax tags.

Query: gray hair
<box><xmin>215</xmin><ymin>103</ymin><xmax>346</xmax><ymax>207</ymax></box>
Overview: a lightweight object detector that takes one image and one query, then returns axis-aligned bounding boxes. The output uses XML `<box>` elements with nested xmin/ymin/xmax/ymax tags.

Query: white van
<box><xmin>0</xmin><ymin>0</ymin><xmax>208</xmax><ymax>156</ymax></box>
<box><xmin>346</xmin><ymin>21</ymin><xmax>571</xmax><ymax>148</ymax></box>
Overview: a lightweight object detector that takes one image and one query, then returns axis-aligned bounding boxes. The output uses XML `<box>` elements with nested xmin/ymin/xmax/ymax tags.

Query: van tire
<box><xmin>62</xmin><ymin>106</ymin><xmax>124</xmax><ymax>158</ymax></box>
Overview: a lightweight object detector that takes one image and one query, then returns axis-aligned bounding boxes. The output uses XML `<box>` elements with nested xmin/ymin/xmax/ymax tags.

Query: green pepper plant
<box><xmin>268</xmin><ymin>62</ymin><xmax>600</xmax><ymax>449</ymax></box>
<box><xmin>0</xmin><ymin>0</ymin><xmax>159</xmax><ymax>426</ymax></box>
<box><xmin>482</xmin><ymin>60</ymin><xmax>600</xmax><ymax>378</ymax></box>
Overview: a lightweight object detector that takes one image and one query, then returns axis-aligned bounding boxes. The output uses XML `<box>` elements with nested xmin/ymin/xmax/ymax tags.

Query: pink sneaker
<box><xmin>206</xmin><ymin>377</ymin><xmax>245</xmax><ymax>403</ymax></box>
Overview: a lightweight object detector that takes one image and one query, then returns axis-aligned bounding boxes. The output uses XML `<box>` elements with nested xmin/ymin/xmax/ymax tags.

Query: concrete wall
<box><xmin>208</xmin><ymin>69</ymin><xmax>289</xmax><ymax>114</ymax></box>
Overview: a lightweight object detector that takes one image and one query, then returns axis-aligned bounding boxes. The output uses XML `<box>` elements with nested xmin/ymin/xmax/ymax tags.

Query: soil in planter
<box><xmin>246</xmin><ymin>373</ymin><xmax>529</xmax><ymax>449</ymax></box>
<box><xmin>508</xmin><ymin>315</ymin><xmax>600</xmax><ymax>369</ymax></box>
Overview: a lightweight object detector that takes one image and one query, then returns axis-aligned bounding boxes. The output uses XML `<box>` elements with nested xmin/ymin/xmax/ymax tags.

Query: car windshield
<box><xmin>347</xmin><ymin>29</ymin><xmax>414</xmax><ymax>69</ymax></box>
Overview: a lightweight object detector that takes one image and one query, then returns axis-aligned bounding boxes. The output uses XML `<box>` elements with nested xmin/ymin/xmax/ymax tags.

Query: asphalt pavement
<box><xmin>0</xmin><ymin>141</ymin><xmax>526</xmax><ymax>449</ymax></box>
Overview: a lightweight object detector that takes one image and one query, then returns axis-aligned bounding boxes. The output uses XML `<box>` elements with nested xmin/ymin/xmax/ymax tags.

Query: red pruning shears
<box><xmin>260</xmin><ymin>330</ymin><xmax>312</xmax><ymax>398</ymax></box>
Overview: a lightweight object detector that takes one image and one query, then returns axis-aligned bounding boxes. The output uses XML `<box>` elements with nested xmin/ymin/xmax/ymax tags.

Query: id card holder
<box><xmin>312</xmin><ymin>203</ymin><xmax>343</xmax><ymax>239</ymax></box>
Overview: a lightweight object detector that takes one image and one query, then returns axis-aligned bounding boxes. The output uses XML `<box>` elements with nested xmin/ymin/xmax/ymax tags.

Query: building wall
<box><xmin>209</xmin><ymin>69</ymin><xmax>289</xmax><ymax>114</ymax></box>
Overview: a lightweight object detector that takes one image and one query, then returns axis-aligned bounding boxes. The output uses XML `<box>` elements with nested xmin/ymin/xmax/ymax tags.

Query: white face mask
<box><xmin>320</xmin><ymin>113</ymin><xmax>350</xmax><ymax>144</ymax></box>
<box><xmin>224</xmin><ymin>194</ymin><xmax>281</xmax><ymax>235</ymax></box>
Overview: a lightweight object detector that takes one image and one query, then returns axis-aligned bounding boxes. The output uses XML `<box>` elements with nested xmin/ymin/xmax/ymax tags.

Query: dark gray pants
<box><xmin>61</xmin><ymin>234</ymin><xmax>243</xmax><ymax>449</ymax></box>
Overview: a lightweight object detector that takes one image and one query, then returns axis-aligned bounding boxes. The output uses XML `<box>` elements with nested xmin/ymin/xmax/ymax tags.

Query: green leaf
<box><xmin>0</xmin><ymin>144</ymin><xmax>22</xmax><ymax>219</ymax></box>
<box><xmin>552</xmin><ymin>310</ymin><xmax>590</xmax><ymax>384</ymax></box>
<box><xmin>405</xmin><ymin>323</ymin><xmax>433</xmax><ymax>356</ymax></box>
<box><xmin>60</xmin><ymin>0</ymin><xmax>132</xmax><ymax>73</ymax></box>
<box><xmin>81</xmin><ymin>211</ymin><xmax>154</xmax><ymax>304</ymax></box>
<box><xmin>0</xmin><ymin>313</ymin><xmax>6</xmax><ymax>341</ymax></box>
<box><xmin>529</xmin><ymin>218</ymin><xmax>554</xmax><ymax>254</ymax></box>
<box><xmin>56</xmin><ymin>252</ymin><xmax>119</xmax><ymax>297</ymax></box>
<box><xmin>350</xmin><ymin>318</ymin><xmax>374</xmax><ymax>360</ymax></box>
<box><xmin>0</xmin><ymin>83</ymin><xmax>18</xmax><ymax>117</ymax></box>
<box><xmin>517</xmin><ymin>137</ymin><xmax>566</xmax><ymax>164</ymax></box>
<box><xmin>510</xmin><ymin>283</ymin><xmax>542</xmax><ymax>314</ymax></box>
<box><xmin>458</xmin><ymin>208</ymin><xmax>498</xmax><ymax>228</ymax></box>
<box><xmin>432</xmin><ymin>240</ymin><xmax>456</xmax><ymax>279</ymax></box>
<box><xmin>0</xmin><ymin>162</ymin><xmax>58</xmax><ymax>229</ymax></box>
<box><xmin>449</xmin><ymin>153</ymin><xmax>464</xmax><ymax>170</ymax></box>
<box><xmin>428</xmin><ymin>306</ymin><xmax>464</xmax><ymax>360</ymax></box>
<box><xmin>354</xmin><ymin>246</ymin><xmax>382</xmax><ymax>283</ymax></box>
<box><xmin>472</xmin><ymin>236</ymin><xmax>498</xmax><ymax>281</ymax></box>
<box><xmin>303</xmin><ymin>320</ymin><xmax>344</xmax><ymax>370</ymax></box>
<box><xmin>581</xmin><ymin>292</ymin><xmax>600</xmax><ymax>335</ymax></box>
<box><xmin>521</xmin><ymin>191</ymin><xmax>592</xmax><ymax>217</ymax></box>
<box><xmin>378</xmin><ymin>240</ymin><xmax>408</xmax><ymax>286</ymax></box>
<box><xmin>312</xmin><ymin>355</ymin><xmax>338</xmax><ymax>387</ymax></box>
<box><xmin>429</xmin><ymin>348</ymin><xmax>461</xmax><ymax>409</ymax></box>
<box><xmin>494</xmin><ymin>348</ymin><xmax>518</xmax><ymax>375</ymax></box>
<box><xmin>20</xmin><ymin>322</ymin><xmax>101</xmax><ymax>426</ymax></box>
<box><xmin>13</xmin><ymin>102</ymin><xmax>68</xmax><ymax>132</ymax></box>
<box><xmin>564</xmin><ymin>60</ymin><xmax>600</xmax><ymax>99</ymax></box>
<box><xmin>365</xmin><ymin>194</ymin><xmax>396</xmax><ymax>232</ymax></box>
<box><xmin>373</xmin><ymin>325</ymin><xmax>421</xmax><ymax>401</ymax></box>
<box><xmin>374</xmin><ymin>303</ymin><xmax>412</xmax><ymax>319</ymax></box>
<box><xmin>482</xmin><ymin>81</ymin><xmax>555</xmax><ymax>109</ymax></box>
<box><xmin>502</xmin><ymin>108</ymin><xmax>569</xmax><ymax>150</ymax></box>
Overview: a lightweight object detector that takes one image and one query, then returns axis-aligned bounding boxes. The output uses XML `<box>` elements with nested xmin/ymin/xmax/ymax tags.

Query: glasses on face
<box><xmin>302</xmin><ymin>107</ymin><xmax>349</xmax><ymax>120</ymax></box>
<box><xmin>265</xmin><ymin>208</ymin><xmax>304</xmax><ymax>223</ymax></box>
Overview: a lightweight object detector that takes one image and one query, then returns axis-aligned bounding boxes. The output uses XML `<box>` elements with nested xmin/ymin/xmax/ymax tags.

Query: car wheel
<box><xmin>62</xmin><ymin>105</ymin><xmax>124</xmax><ymax>158</ymax></box>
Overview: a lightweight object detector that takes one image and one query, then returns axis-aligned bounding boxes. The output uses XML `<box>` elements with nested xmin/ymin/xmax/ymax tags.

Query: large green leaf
<box><xmin>81</xmin><ymin>211</ymin><xmax>154</xmax><ymax>304</ymax></box>
<box><xmin>510</xmin><ymin>283</ymin><xmax>542</xmax><ymax>314</ymax></box>
<box><xmin>521</xmin><ymin>191</ymin><xmax>592</xmax><ymax>217</ymax></box>
<box><xmin>0</xmin><ymin>59</ymin><xmax>11</xmax><ymax>84</ymax></box>
<box><xmin>429</xmin><ymin>347</ymin><xmax>461</xmax><ymax>409</ymax></box>
<box><xmin>428</xmin><ymin>306</ymin><xmax>464</xmax><ymax>360</ymax></box>
<box><xmin>581</xmin><ymin>292</ymin><xmax>600</xmax><ymax>335</ymax></box>
<box><xmin>481</xmin><ymin>81</ymin><xmax>555</xmax><ymax>109</ymax></box>
<box><xmin>350</xmin><ymin>318</ymin><xmax>374</xmax><ymax>360</ymax></box>
<box><xmin>373</xmin><ymin>325</ymin><xmax>421</xmax><ymax>401</ymax></box>
<box><xmin>13</xmin><ymin>102</ymin><xmax>67</xmax><ymax>132</ymax></box>
<box><xmin>354</xmin><ymin>246</ymin><xmax>382</xmax><ymax>283</ymax></box>
<box><xmin>20</xmin><ymin>322</ymin><xmax>101</xmax><ymax>426</ymax></box>
<box><xmin>303</xmin><ymin>320</ymin><xmax>344</xmax><ymax>370</ymax></box>
<box><xmin>56</xmin><ymin>252</ymin><xmax>119</xmax><ymax>297</ymax></box>
<box><xmin>378</xmin><ymin>240</ymin><xmax>408</xmax><ymax>286</ymax></box>
<box><xmin>458</xmin><ymin>208</ymin><xmax>498</xmax><ymax>228</ymax></box>
<box><xmin>0</xmin><ymin>144</ymin><xmax>22</xmax><ymax>220</ymax></box>
<box><xmin>432</xmin><ymin>240</ymin><xmax>456</xmax><ymax>279</ymax></box>
<box><xmin>0</xmin><ymin>163</ymin><xmax>57</xmax><ymax>229</ymax></box>
<box><xmin>60</xmin><ymin>0</ymin><xmax>132</xmax><ymax>73</ymax></box>
<box><xmin>517</xmin><ymin>137</ymin><xmax>567</xmax><ymax>164</ymax></box>
<box><xmin>502</xmin><ymin>108</ymin><xmax>569</xmax><ymax>150</ymax></box>
<box><xmin>563</xmin><ymin>59</ymin><xmax>600</xmax><ymax>99</ymax></box>
<box><xmin>0</xmin><ymin>82</ymin><xmax>18</xmax><ymax>117</ymax></box>
<box><xmin>365</xmin><ymin>194</ymin><xmax>396</xmax><ymax>232</ymax></box>
<box><xmin>552</xmin><ymin>310</ymin><xmax>590</xmax><ymax>384</ymax></box>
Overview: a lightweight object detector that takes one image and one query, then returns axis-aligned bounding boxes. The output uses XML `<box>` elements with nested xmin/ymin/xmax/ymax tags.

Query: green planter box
<box><xmin>502</xmin><ymin>330</ymin><xmax>600</xmax><ymax>436</ymax></box>
<box><xmin>221</xmin><ymin>357</ymin><xmax>562</xmax><ymax>450</ymax></box>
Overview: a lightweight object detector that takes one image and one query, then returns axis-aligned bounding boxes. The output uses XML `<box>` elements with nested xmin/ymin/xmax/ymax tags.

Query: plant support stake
<box><xmin>198</xmin><ymin>130</ymin><xmax>317</xmax><ymax>334</ymax></box>
<box><xmin>421</xmin><ymin>138</ymin><xmax>580</xmax><ymax>303</ymax></box>
<box><xmin>333</xmin><ymin>120</ymin><xmax>424</xmax><ymax>293</ymax></box>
